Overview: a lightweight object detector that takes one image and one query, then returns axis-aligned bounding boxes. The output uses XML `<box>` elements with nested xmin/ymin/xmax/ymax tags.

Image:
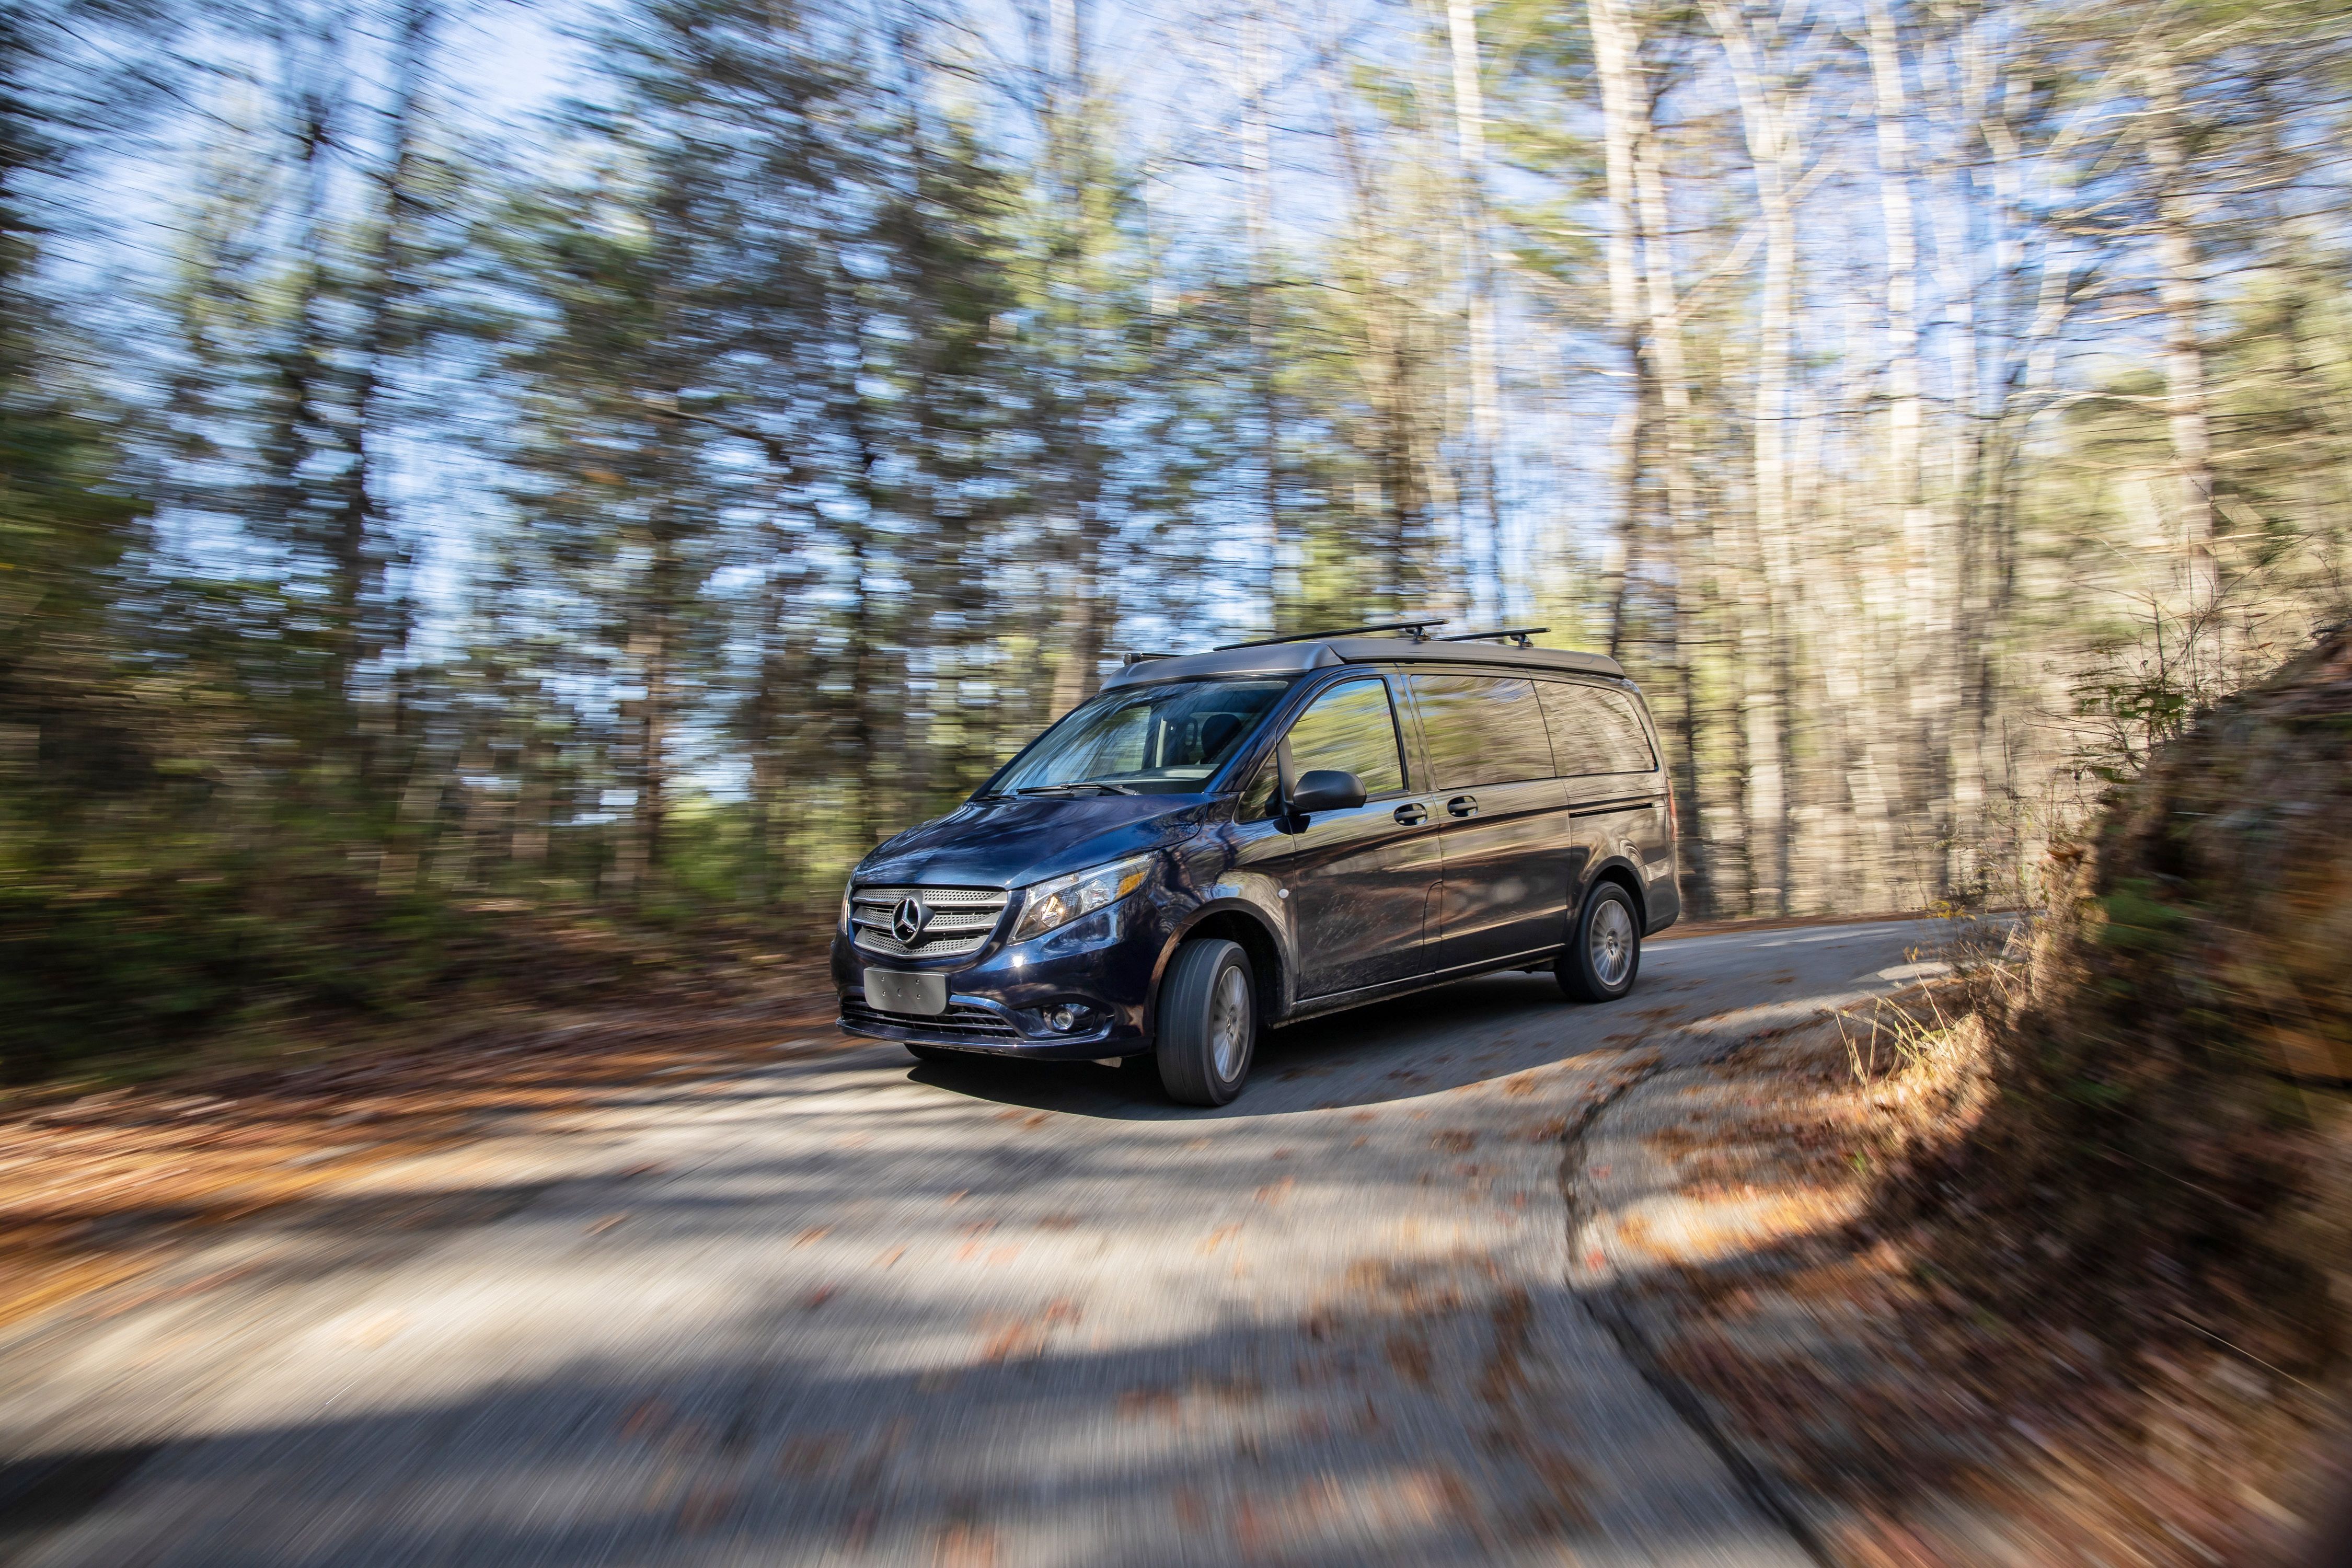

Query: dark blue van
<box><xmin>832</xmin><ymin>626</ymin><xmax>1679</xmax><ymax>1104</ymax></box>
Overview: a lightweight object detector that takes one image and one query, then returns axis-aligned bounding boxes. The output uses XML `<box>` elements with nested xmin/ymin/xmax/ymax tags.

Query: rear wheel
<box><xmin>1155</xmin><ymin>938</ymin><xmax>1256</xmax><ymax>1106</ymax></box>
<box><xmin>1558</xmin><ymin>882</ymin><xmax>1641</xmax><ymax>1003</ymax></box>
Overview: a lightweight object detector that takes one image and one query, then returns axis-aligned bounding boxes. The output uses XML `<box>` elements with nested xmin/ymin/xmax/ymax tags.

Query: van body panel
<box><xmin>1274</xmin><ymin>932</ymin><xmax>1602</xmax><ymax>1025</ymax></box>
<box><xmin>1427</xmin><ymin>776</ymin><xmax>1573</xmax><ymax>967</ymax></box>
<box><xmin>1401</xmin><ymin>670</ymin><xmax>1575</xmax><ymax>969</ymax></box>
<box><xmin>1281</xmin><ymin>797</ymin><xmax>1443</xmax><ymax>997</ymax></box>
<box><xmin>1642</xmin><ymin>854</ymin><xmax>1682</xmax><ymax>932</ymax></box>
<box><xmin>1253</xmin><ymin>670</ymin><xmax>1443</xmax><ymax>999</ymax></box>
<box><xmin>854</xmin><ymin>794</ymin><xmax>1214</xmax><ymax>895</ymax></box>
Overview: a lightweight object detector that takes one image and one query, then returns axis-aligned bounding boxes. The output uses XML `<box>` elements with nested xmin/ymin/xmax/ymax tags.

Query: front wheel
<box><xmin>1156</xmin><ymin>938</ymin><xmax>1256</xmax><ymax>1106</ymax></box>
<box><xmin>1558</xmin><ymin>882</ymin><xmax>1641</xmax><ymax>1003</ymax></box>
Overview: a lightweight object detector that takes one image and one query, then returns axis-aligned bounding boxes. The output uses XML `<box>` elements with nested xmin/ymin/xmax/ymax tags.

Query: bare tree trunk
<box><xmin>1933</xmin><ymin>9</ymin><xmax>1992</xmax><ymax>897</ymax></box>
<box><xmin>1445</xmin><ymin>0</ymin><xmax>1503</xmax><ymax>617</ymax></box>
<box><xmin>1703</xmin><ymin>0</ymin><xmax>1798</xmax><ymax>914</ymax></box>
<box><xmin>330</xmin><ymin>0</ymin><xmax>432</xmax><ymax>744</ymax></box>
<box><xmin>2143</xmin><ymin>44</ymin><xmax>2217</xmax><ymax>621</ymax></box>
<box><xmin>1587</xmin><ymin>0</ymin><xmax>1647</xmax><ymax>655</ymax></box>
<box><xmin>1629</xmin><ymin>60</ymin><xmax>1710</xmax><ymax>917</ymax></box>
<box><xmin>1861</xmin><ymin>0</ymin><xmax>1951</xmax><ymax>898</ymax></box>
<box><xmin>1327</xmin><ymin>69</ymin><xmax>1437</xmax><ymax>615</ymax></box>
<box><xmin>626</xmin><ymin>479</ymin><xmax>690</xmax><ymax>897</ymax></box>
<box><xmin>1242</xmin><ymin>4</ymin><xmax>1282</xmax><ymax>625</ymax></box>
<box><xmin>1037</xmin><ymin>0</ymin><xmax>1110</xmax><ymax>714</ymax></box>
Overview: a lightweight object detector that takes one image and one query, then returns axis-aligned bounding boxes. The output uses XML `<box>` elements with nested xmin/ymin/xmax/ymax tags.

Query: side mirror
<box><xmin>1287</xmin><ymin>769</ymin><xmax>1367</xmax><ymax>817</ymax></box>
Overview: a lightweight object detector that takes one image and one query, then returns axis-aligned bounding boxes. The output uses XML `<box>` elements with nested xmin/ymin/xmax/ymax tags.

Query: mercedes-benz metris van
<box><xmin>833</xmin><ymin>628</ymin><xmax>1679</xmax><ymax>1104</ymax></box>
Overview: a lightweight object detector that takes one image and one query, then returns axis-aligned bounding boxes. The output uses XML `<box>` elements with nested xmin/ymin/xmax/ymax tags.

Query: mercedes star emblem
<box><xmin>890</xmin><ymin>896</ymin><xmax>930</xmax><ymax>946</ymax></box>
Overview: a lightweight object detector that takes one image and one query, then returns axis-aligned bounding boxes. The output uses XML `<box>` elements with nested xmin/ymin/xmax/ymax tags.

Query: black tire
<box><xmin>1155</xmin><ymin>938</ymin><xmax>1256</xmax><ymax>1106</ymax></box>
<box><xmin>1558</xmin><ymin>882</ymin><xmax>1642</xmax><ymax>1003</ymax></box>
<box><xmin>905</xmin><ymin>1043</ymin><xmax>959</xmax><ymax>1064</ymax></box>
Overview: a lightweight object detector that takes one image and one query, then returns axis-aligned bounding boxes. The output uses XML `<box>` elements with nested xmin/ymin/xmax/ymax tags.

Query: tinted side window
<box><xmin>1537</xmin><ymin>683</ymin><xmax>1658</xmax><ymax>775</ymax></box>
<box><xmin>1410</xmin><ymin>675</ymin><xmax>1553</xmax><ymax>788</ymax></box>
<box><xmin>1595</xmin><ymin>690</ymin><xmax>1657</xmax><ymax>770</ymax></box>
<box><xmin>1287</xmin><ymin>679</ymin><xmax>1406</xmax><ymax>796</ymax></box>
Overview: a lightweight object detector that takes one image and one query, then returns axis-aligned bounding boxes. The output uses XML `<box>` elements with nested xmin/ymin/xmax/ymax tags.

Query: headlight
<box><xmin>1011</xmin><ymin>854</ymin><xmax>1155</xmax><ymax>943</ymax></box>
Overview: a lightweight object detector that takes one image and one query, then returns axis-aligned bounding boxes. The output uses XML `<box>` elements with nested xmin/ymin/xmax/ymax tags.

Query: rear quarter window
<box><xmin>1536</xmin><ymin>683</ymin><xmax>1657</xmax><ymax>775</ymax></box>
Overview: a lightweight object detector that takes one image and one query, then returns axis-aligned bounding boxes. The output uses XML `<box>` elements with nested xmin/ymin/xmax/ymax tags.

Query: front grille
<box><xmin>849</xmin><ymin>884</ymin><xmax>1010</xmax><ymax>960</ymax></box>
<box><xmin>841</xmin><ymin>998</ymin><xmax>1020</xmax><ymax>1043</ymax></box>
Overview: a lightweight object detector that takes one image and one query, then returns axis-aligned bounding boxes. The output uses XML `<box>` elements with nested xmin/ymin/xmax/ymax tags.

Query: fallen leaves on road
<box><xmin>0</xmin><ymin>974</ymin><xmax>845</xmax><ymax>1331</ymax></box>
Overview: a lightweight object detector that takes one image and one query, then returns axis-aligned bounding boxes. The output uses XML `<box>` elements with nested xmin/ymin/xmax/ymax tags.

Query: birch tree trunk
<box><xmin>1586</xmin><ymin>0</ymin><xmax>1646</xmax><ymax>655</ymax></box>
<box><xmin>1862</xmin><ymin>0</ymin><xmax>1950</xmax><ymax>898</ymax></box>
<box><xmin>1703</xmin><ymin>0</ymin><xmax>1798</xmax><ymax>914</ymax></box>
<box><xmin>1327</xmin><ymin>81</ymin><xmax>1433</xmax><ymax>613</ymax></box>
<box><xmin>1445</xmin><ymin>0</ymin><xmax>1503</xmax><ymax>616</ymax></box>
<box><xmin>1933</xmin><ymin>10</ymin><xmax>1991</xmax><ymax>895</ymax></box>
<box><xmin>2143</xmin><ymin>43</ymin><xmax>2218</xmax><ymax>623</ymax></box>
<box><xmin>1629</xmin><ymin>60</ymin><xmax>1711</xmax><ymax>917</ymax></box>
<box><xmin>1040</xmin><ymin>0</ymin><xmax>1110</xmax><ymax>715</ymax></box>
<box><xmin>1242</xmin><ymin>4</ymin><xmax>1282</xmax><ymax>624</ymax></box>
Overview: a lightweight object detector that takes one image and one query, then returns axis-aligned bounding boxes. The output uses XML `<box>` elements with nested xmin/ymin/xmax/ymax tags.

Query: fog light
<box><xmin>1021</xmin><ymin>1002</ymin><xmax>1096</xmax><ymax>1036</ymax></box>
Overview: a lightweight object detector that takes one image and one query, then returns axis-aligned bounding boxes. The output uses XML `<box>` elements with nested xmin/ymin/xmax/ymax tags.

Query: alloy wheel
<box><xmin>1589</xmin><ymin>897</ymin><xmax>1635</xmax><ymax>988</ymax></box>
<box><xmin>1209</xmin><ymin>964</ymin><xmax>1250</xmax><ymax>1080</ymax></box>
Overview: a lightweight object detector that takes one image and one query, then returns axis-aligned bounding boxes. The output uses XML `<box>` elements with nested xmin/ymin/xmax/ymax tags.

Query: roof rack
<box><xmin>1437</xmin><ymin>625</ymin><xmax>1549</xmax><ymax>649</ymax></box>
<box><xmin>1214</xmin><ymin>618</ymin><xmax>1447</xmax><ymax>651</ymax></box>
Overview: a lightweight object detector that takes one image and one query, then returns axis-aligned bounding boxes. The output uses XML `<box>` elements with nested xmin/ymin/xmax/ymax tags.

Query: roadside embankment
<box><xmin>1569</xmin><ymin>624</ymin><xmax>2352</xmax><ymax>1567</ymax></box>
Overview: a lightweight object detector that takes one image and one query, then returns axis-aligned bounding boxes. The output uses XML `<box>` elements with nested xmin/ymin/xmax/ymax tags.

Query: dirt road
<box><xmin>0</xmin><ymin>918</ymin><xmax>1956</xmax><ymax>1567</ymax></box>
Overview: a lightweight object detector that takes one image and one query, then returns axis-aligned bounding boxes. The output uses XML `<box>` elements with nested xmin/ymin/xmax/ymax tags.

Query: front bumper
<box><xmin>831</xmin><ymin>894</ymin><xmax>1172</xmax><ymax>1059</ymax></box>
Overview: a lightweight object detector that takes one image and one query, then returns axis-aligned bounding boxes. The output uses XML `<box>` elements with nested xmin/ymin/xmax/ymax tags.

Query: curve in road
<box><xmin>1</xmin><ymin>917</ymin><xmax>1956</xmax><ymax>1567</ymax></box>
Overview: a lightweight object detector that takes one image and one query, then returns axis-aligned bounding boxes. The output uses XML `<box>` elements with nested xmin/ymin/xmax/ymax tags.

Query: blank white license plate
<box><xmin>864</xmin><ymin>969</ymin><xmax>947</xmax><ymax>1016</ymax></box>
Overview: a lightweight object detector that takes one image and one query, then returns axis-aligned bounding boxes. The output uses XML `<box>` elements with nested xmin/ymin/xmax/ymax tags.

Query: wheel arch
<box><xmin>1584</xmin><ymin>855</ymin><xmax>1648</xmax><ymax>932</ymax></box>
<box><xmin>1151</xmin><ymin>901</ymin><xmax>1288</xmax><ymax>1037</ymax></box>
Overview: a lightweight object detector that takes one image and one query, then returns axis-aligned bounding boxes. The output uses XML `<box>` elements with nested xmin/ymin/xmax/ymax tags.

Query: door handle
<box><xmin>1393</xmin><ymin>802</ymin><xmax>1428</xmax><ymax>825</ymax></box>
<box><xmin>1447</xmin><ymin>794</ymin><xmax>1479</xmax><ymax>818</ymax></box>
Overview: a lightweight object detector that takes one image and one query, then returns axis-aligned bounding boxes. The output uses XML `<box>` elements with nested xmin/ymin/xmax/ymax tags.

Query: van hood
<box><xmin>850</xmin><ymin>794</ymin><xmax>1215</xmax><ymax>891</ymax></box>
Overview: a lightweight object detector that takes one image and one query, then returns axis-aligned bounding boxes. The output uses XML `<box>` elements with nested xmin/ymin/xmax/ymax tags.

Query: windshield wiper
<box><xmin>1016</xmin><ymin>781</ymin><xmax>1138</xmax><ymax>797</ymax></box>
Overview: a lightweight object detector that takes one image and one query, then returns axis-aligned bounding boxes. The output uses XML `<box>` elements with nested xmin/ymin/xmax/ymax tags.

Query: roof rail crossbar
<box><xmin>1437</xmin><ymin>625</ymin><xmax>1550</xmax><ymax>649</ymax></box>
<box><xmin>1214</xmin><ymin>618</ymin><xmax>1447</xmax><ymax>651</ymax></box>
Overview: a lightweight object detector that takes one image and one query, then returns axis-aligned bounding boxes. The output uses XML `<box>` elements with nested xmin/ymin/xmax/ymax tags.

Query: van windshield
<box><xmin>985</xmin><ymin>679</ymin><xmax>1293</xmax><ymax>797</ymax></box>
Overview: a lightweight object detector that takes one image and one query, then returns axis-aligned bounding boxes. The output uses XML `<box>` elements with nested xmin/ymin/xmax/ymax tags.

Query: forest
<box><xmin>5</xmin><ymin>0</ymin><xmax>2350</xmax><ymax>1075</ymax></box>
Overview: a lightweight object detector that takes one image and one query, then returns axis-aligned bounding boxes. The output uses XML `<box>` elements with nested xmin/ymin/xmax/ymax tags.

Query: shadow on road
<box><xmin>892</xmin><ymin>917</ymin><xmax>1959</xmax><ymax>1122</ymax></box>
<box><xmin>902</xmin><ymin>970</ymin><xmax>1691</xmax><ymax>1122</ymax></box>
<box><xmin>0</xmin><ymin>1259</ymin><xmax>1774</xmax><ymax>1568</ymax></box>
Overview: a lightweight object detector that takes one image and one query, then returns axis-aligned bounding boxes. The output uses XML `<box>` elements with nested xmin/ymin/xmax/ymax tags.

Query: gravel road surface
<box><xmin>0</xmin><ymin>918</ymin><xmax>1955</xmax><ymax>1567</ymax></box>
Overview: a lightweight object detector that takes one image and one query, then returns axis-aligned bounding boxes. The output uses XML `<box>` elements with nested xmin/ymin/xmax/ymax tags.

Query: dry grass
<box><xmin>1605</xmin><ymin>908</ymin><xmax>2350</xmax><ymax>1568</ymax></box>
